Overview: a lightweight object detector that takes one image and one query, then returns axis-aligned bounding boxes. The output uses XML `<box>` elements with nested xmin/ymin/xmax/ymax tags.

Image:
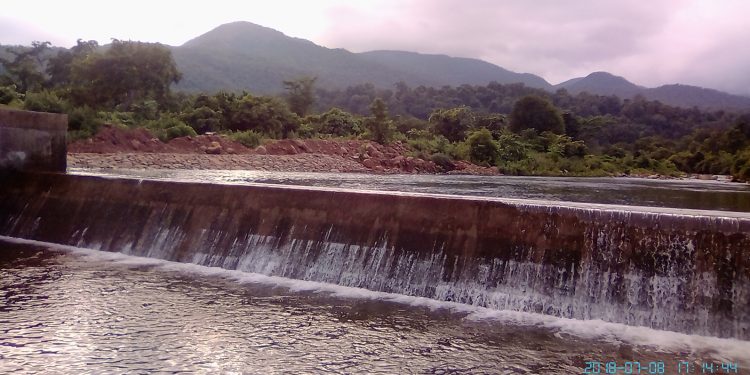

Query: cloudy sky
<box><xmin>2</xmin><ymin>0</ymin><xmax>748</xmax><ymax>96</ymax></box>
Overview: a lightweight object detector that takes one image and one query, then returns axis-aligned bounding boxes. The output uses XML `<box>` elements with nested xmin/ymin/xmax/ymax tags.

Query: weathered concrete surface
<box><xmin>0</xmin><ymin>108</ymin><xmax>67</xmax><ymax>172</ymax></box>
<box><xmin>0</xmin><ymin>173</ymin><xmax>748</xmax><ymax>338</ymax></box>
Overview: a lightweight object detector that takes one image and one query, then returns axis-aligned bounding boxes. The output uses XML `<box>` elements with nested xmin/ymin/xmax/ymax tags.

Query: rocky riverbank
<box><xmin>68</xmin><ymin>153</ymin><xmax>369</xmax><ymax>173</ymax></box>
<box><xmin>67</xmin><ymin>126</ymin><xmax>499</xmax><ymax>175</ymax></box>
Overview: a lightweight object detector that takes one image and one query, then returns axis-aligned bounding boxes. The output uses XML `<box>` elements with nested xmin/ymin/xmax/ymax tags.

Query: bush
<box><xmin>230</xmin><ymin>130</ymin><xmax>262</xmax><ymax>148</ymax></box>
<box><xmin>163</xmin><ymin>124</ymin><xmax>197</xmax><ymax>141</ymax></box>
<box><xmin>23</xmin><ymin>90</ymin><xmax>66</xmax><ymax>113</ymax></box>
<box><xmin>144</xmin><ymin>115</ymin><xmax>196</xmax><ymax>142</ymax></box>
<box><xmin>309</xmin><ymin>107</ymin><xmax>363</xmax><ymax>137</ymax></box>
<box><xmin>67</xmin><ymin>106</ymin><xmax>103</xmax><ymax>140</ymax></box>
<box><xmin>430</xmin><ymin>153</ymin><xmax>456</xmax><ymax>172</ymax></box>
<box><xmin>466</xmin><ymin>128</ymin><xmax>499</xmax><ymax>165</ymax></box>
<box><xmin>0</xmin><ymin>85</ymin><xmax>21</xmax><ymax>105</ymax></box>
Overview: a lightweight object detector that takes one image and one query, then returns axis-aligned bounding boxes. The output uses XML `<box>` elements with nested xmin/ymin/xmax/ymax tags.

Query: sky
<box><xmin>2</xmin><ymin>0</ymin><xmax>749</xmax><ymax>96</ymax></box>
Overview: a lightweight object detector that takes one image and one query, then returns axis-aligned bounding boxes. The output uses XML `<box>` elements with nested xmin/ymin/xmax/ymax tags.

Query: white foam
<box><xmin>2</xmin><ymin>235</ymin><xmax>749</xmax><ymax>365</ymax></box>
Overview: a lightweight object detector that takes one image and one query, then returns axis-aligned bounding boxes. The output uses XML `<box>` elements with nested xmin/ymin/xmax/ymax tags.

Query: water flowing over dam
<box><xmin>0</xmin><ymin>174</ymin><xmax>750</xmax><ymax>340</ymax></box>
<box><xmin>1</xmin><ymin>172</ymin><xmax>748</xmax><ymax>341</ymax></box>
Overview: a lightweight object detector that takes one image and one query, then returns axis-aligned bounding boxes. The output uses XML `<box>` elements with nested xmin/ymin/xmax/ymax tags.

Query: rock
<box><xmin>129</xmin><ymin>139</ymin><xmax>142</xmax><ymax>151</ymax></box>
<box><xmin>339</xmin><ymin>147</ymin><xmax>349</xmax><ymax>155</ymax></box>
<box><xmin>292</xmin><ymin>139</ymin><xmax>311</xmax><ymax>153</ymax></box>
<box><xmin>255</xmin><ymin>146</ymin><xmax>267</xmax><ymax>155</ymax></box>
<box><xmin>365</xmin><ymin>143</ymin><xmax>378</xmax><ymax>155</ymax></box>
<box><xmin>205</xmin><ymin>141</ymin><xmax>222</xmax><ymax>155</ymax></box>
<box><xmin>362</xmin><ymin>158</ymin><xmax>378</xmax><ymax>169</ymax></box>
<box><xmin>226</xmin><ymin>147</ymin><xmax>236</xmax><ymax>155</ymax></box>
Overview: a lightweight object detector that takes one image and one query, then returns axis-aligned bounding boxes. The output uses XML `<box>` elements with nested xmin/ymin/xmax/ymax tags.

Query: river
<box><xmin>2</xmin><ymin>170</ymin><xmax>748</xmax><ymax>373</ymax></box>
<box><xmin>69</xmin><ymin>168</ymin><xmax>750</xmax><ymax>212</ymax></box>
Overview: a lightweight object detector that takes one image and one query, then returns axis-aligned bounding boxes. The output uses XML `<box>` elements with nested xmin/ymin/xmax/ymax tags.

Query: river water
<box><xmin>2</xmin><ymin>240</ymin><xmax>748</xmax><ymax>374</ymax></box>
<box><xmin>3</xmin><ymin>170</ymin><xmax>749</xmax><ymax>373</ymax></box>
<box><xmin>69</xmin><ymin>168</ymin><xmax>750</xmax><ymax>212</ymax></box>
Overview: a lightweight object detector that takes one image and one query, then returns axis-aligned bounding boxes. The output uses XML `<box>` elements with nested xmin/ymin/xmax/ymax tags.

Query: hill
<box><xmin>555</xmin><ymin>71</ymin><xmax>644</xmax><ymax>98</ymax></box>
<box><xmin>555</xmin><ymin>71</ymin><xmax>750</xmax><ymax>110</ymax></box>
<box><xmin>2</xmin><ymin>21</ymin><xmax>749</xmax><ymax>110</ymax></box>
<box><xmin>171</xmin><ymin>21</ymin><xmax>551</xmax><ymax>94</ymax></box>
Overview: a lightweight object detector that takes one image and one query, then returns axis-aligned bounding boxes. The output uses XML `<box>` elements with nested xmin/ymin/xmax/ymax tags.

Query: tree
<box><xmin>428</xmin><ymin>106</ymin><xmax>475</xmax><ymax>142</ymax></box>
<box><xmin>46</xmin><ymin>39</ymin><xmax>98</xmax><ymax>88</ymax></box>
<box><xmin>229</xmin><ymin>94</ymin><xmax>300</xmax><ymax>138</ymax></box>
<box><xmin>366</xmin><ymin>98</ymin><xmax>393</xmax><ymax>144</ymax></box>
<box><xmin>283</xmin><ymin>76</ymin><xmax>317</xmax><ymax>116</ymax></box>
<box><xmin>69</xmin><ymin>40</ymin><xmax>181</xmax><ymax>109</ymax></box>
<box><xmin>0</xmin><ymin>41</ymin><xmax>51</xmax><ymax>93</ymax></box>
<box><xmin>466</xmin><ymin>128</ymin><xmax>499</xmax><ymax>165</ymax></box>
<box><xmin>309</xmin><ymin>107</ymin><xmax>363</xmax><ymax>136</ymax></box>
<box><xmin>510</xmin><ymin>95</ymin><xmax>565</xmax><ymax>134</ymax></box>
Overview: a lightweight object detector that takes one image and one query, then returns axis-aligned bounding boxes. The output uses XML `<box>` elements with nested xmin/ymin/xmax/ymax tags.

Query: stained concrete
<box><xmin>1</xmin><ymin>173</ymin><xmax>748</xmax><ymax>338</ymax></box>
<box><xmin>0</xmin><ymin>108</ymin><xmax>67</xmax><ymax>172</ymax></box>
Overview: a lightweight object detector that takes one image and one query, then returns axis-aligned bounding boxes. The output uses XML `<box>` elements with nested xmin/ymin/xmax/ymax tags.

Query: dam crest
<box><xmin>1</xmin><ymin>172</ymin><xmax>748</xmax><ymax>340</ymax></box>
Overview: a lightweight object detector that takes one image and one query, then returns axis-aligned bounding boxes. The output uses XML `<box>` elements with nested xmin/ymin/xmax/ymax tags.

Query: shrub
<box><xmin>163</xmin><ymin>124</ymin><xmax>197</xmax><ymax>141</ymax></box>
<box><xmin>466</xmin><ymin>128</ymin><xmax>499</xmax><ymax>165</ymax></box>
<box><xmin>430</xmin><ymin>153</ymin><xmax>456</xmax><ymax>171</ymax></box>
<box><xmin>22</xmin><ymin>90</ymin><xmax>66</xmax><ymax>113</ymax></box>
<box><xmin>230</xmin><ymin>130</ymin><xmax>262</xmax><ymax>148</ymax></box>
<box><xmin>67</xmin><ymin>106</ymin><xmax>103</xmax><ymax>140</ymax></box>
<box><xmin>0</xmin><ymin>85</ymin><xmax>21</xmax><ymax>105</ymax></box>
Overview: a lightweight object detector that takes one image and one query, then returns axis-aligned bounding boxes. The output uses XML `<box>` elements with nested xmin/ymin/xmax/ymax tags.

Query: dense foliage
<box><xmin>2</xmin><ymin>40</ymin><xmax>749</xmax><ymax>180</ymax></box>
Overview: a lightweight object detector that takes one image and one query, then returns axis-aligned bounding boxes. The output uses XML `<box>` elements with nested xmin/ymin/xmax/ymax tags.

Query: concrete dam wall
<box><xmin>1</xmin><ymin>172</ymin><xmax>748</xmax><ymax>339</ymax></box>
<box><xmin>0</xmin><ymin>108</ymin><xmax>67</xmax><ymax>173</ymax></box>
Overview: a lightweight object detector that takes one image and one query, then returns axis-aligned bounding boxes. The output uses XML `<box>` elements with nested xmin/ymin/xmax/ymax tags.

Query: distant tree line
<box><xmin>1</xmin><ymin>40</ymin><xmax>749</xmax><ymax>180</ymax></box>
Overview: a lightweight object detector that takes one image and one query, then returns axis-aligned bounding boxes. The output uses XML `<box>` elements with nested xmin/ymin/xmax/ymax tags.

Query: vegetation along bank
<box><xmin>2</xmin><ymin>40</ymin><xmax>749</xmax><ymax>180</ymax></box>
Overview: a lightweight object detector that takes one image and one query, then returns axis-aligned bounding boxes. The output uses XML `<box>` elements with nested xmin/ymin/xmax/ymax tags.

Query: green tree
<box><xmin>428</xmin><ymin>106</ymin><xmax>475</xmax><ymax>142</ymax></box>
<box><xmin>229</xmin><ymin>94</ymin><xmax>300</xmax><ymax>138</ymax></box>
<box><xmin>283</xmin><ymin>76</ymin><xmax>317</xmax><ymax>116</ymax></box>
<box><xmin>366</xmin><ymin>98</ymin><xmax>393</xmax><ymax>144</ymax></box>
<box><xmin>496</xmin><ymin>130</ymin><xmax>528</xmax><ymax>162</ymax></box>
<box><xmin>22</xmin><ymin>90</ymin><xmax>66</xmax><ymax>113</ymax></box>
<box><xmin>466</xmin><ymin>128</ymin><xmax>499</xmax><ymax>165</ymax></box>
<box><xmin>69</xmin><ymin>40</ymin><xmax>181</xmax><ymax>109</ymax></box>
<box><xmin>0</xmin><ymin>85</ymin><xmax>21</xmax><ymax>105</ymax></box>
<box><xmin>509</xmin><ymin>95</ymin><xmax>565</xmax><ymax>134</ymax></box>
<box><xmin>46</xmin><ymin>39</ymin><xmax>99</xmax><ymax>88</ymax></box>
<box><xmin>0</xmin><ymin>41</ymin><xmax>51</xmax><ymax>93</ymax></box>
<box><xmin>181</xmin><ymin>106</ymin><xmax>223</xmax><ymax>134</ymax></box>
<box><xmin>310</xmin><ymin>107</ymin><xmax>363</xmax><ymax>136</ymax></box>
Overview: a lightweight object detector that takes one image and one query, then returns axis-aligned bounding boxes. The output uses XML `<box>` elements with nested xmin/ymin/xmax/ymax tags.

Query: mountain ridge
<box><xmin>553</xmin><ymin>71</ymin><xmax>750</xmax><ymax>109</ymax></box>
<box><xmin>3</xmin><ymin>21</ymin><xmax>749</xmax><ymax>110</ymax></box>
<box><xmin>171</xmin><ymin>21</ymin><xmax>553</xmax><ymax>94</ymax></box>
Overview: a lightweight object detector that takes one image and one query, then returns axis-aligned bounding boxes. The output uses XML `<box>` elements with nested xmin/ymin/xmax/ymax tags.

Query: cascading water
<box><xmin>1</xmin><ymin>172</ymin><xmax>748</xmax><ymax>340</ymax></box>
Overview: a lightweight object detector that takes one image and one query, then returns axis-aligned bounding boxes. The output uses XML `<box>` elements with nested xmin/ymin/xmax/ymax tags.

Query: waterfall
<box><xmin>1</xmin><ymin>172</ymin><xmax>748</xmax><ymax>339</ymax></box>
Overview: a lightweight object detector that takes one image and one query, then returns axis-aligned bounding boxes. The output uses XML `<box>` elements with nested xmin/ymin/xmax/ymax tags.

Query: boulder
<box><xmin>129</xmin><ymin>139</ymin><xmax>142</xmax><ymax>151</ymax></box>
<box><xmin>205</xmin><ymin>141</ymin><xmax>222</xmax><ymax>155</ymax></box>
<box><xmin>362</xmin><ymin>158</ymin><xmax>379</xmax><ymax>169</ymax></box>
<box><xmin>255</xmin><ymin>146</ymin><xmax>267</xmax><ymax>155</ymax></box>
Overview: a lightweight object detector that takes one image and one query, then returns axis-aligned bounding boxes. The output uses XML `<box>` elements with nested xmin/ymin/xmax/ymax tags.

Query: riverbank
<box><xmin>66</xmin><ymin>152</ymin><xmax>499</xmax><ymax>174</ymax></box>
<box><xmin>66</xmin><ymin>125</ymin><xmax>500</xmax><ymax>174</ymax></box>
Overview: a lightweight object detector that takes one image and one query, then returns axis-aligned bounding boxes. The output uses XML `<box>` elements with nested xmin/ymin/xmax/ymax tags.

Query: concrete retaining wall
<box><xmin>0</xmin><ymin>108</ymin><xmax>67</xmax><ymax>172</ymax></box>
<box><xmin>1</xmin><ymin>173</ymin><xmax>748</xmax><ymax>338</ymax></box>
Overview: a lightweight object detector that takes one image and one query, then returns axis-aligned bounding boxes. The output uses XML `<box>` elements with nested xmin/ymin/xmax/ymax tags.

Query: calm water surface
<box><xmin>2</xmin><ymin>241</ymin><xmax>748</xmax><ymax>374</ymax></box>
<box><xmin>70</xmin><ymin>168</ymin><xmax>750</xmax><ymax>212</ymax></box>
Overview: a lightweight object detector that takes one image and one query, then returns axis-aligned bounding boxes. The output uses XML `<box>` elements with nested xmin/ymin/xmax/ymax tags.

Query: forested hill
<box><xmin>170</xmin><ymin>21</ymin><xmax>551</xmax><ymax>93</ymax></box>
<box><xmin>554</xmin><ymin>72</ymin><xmax>750</xmax><ymax>110</ymax></box>
<box><xmin>3</xmin><ymin>21</ymin><xmax>750</xmax><ymax>110</ymax></box>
